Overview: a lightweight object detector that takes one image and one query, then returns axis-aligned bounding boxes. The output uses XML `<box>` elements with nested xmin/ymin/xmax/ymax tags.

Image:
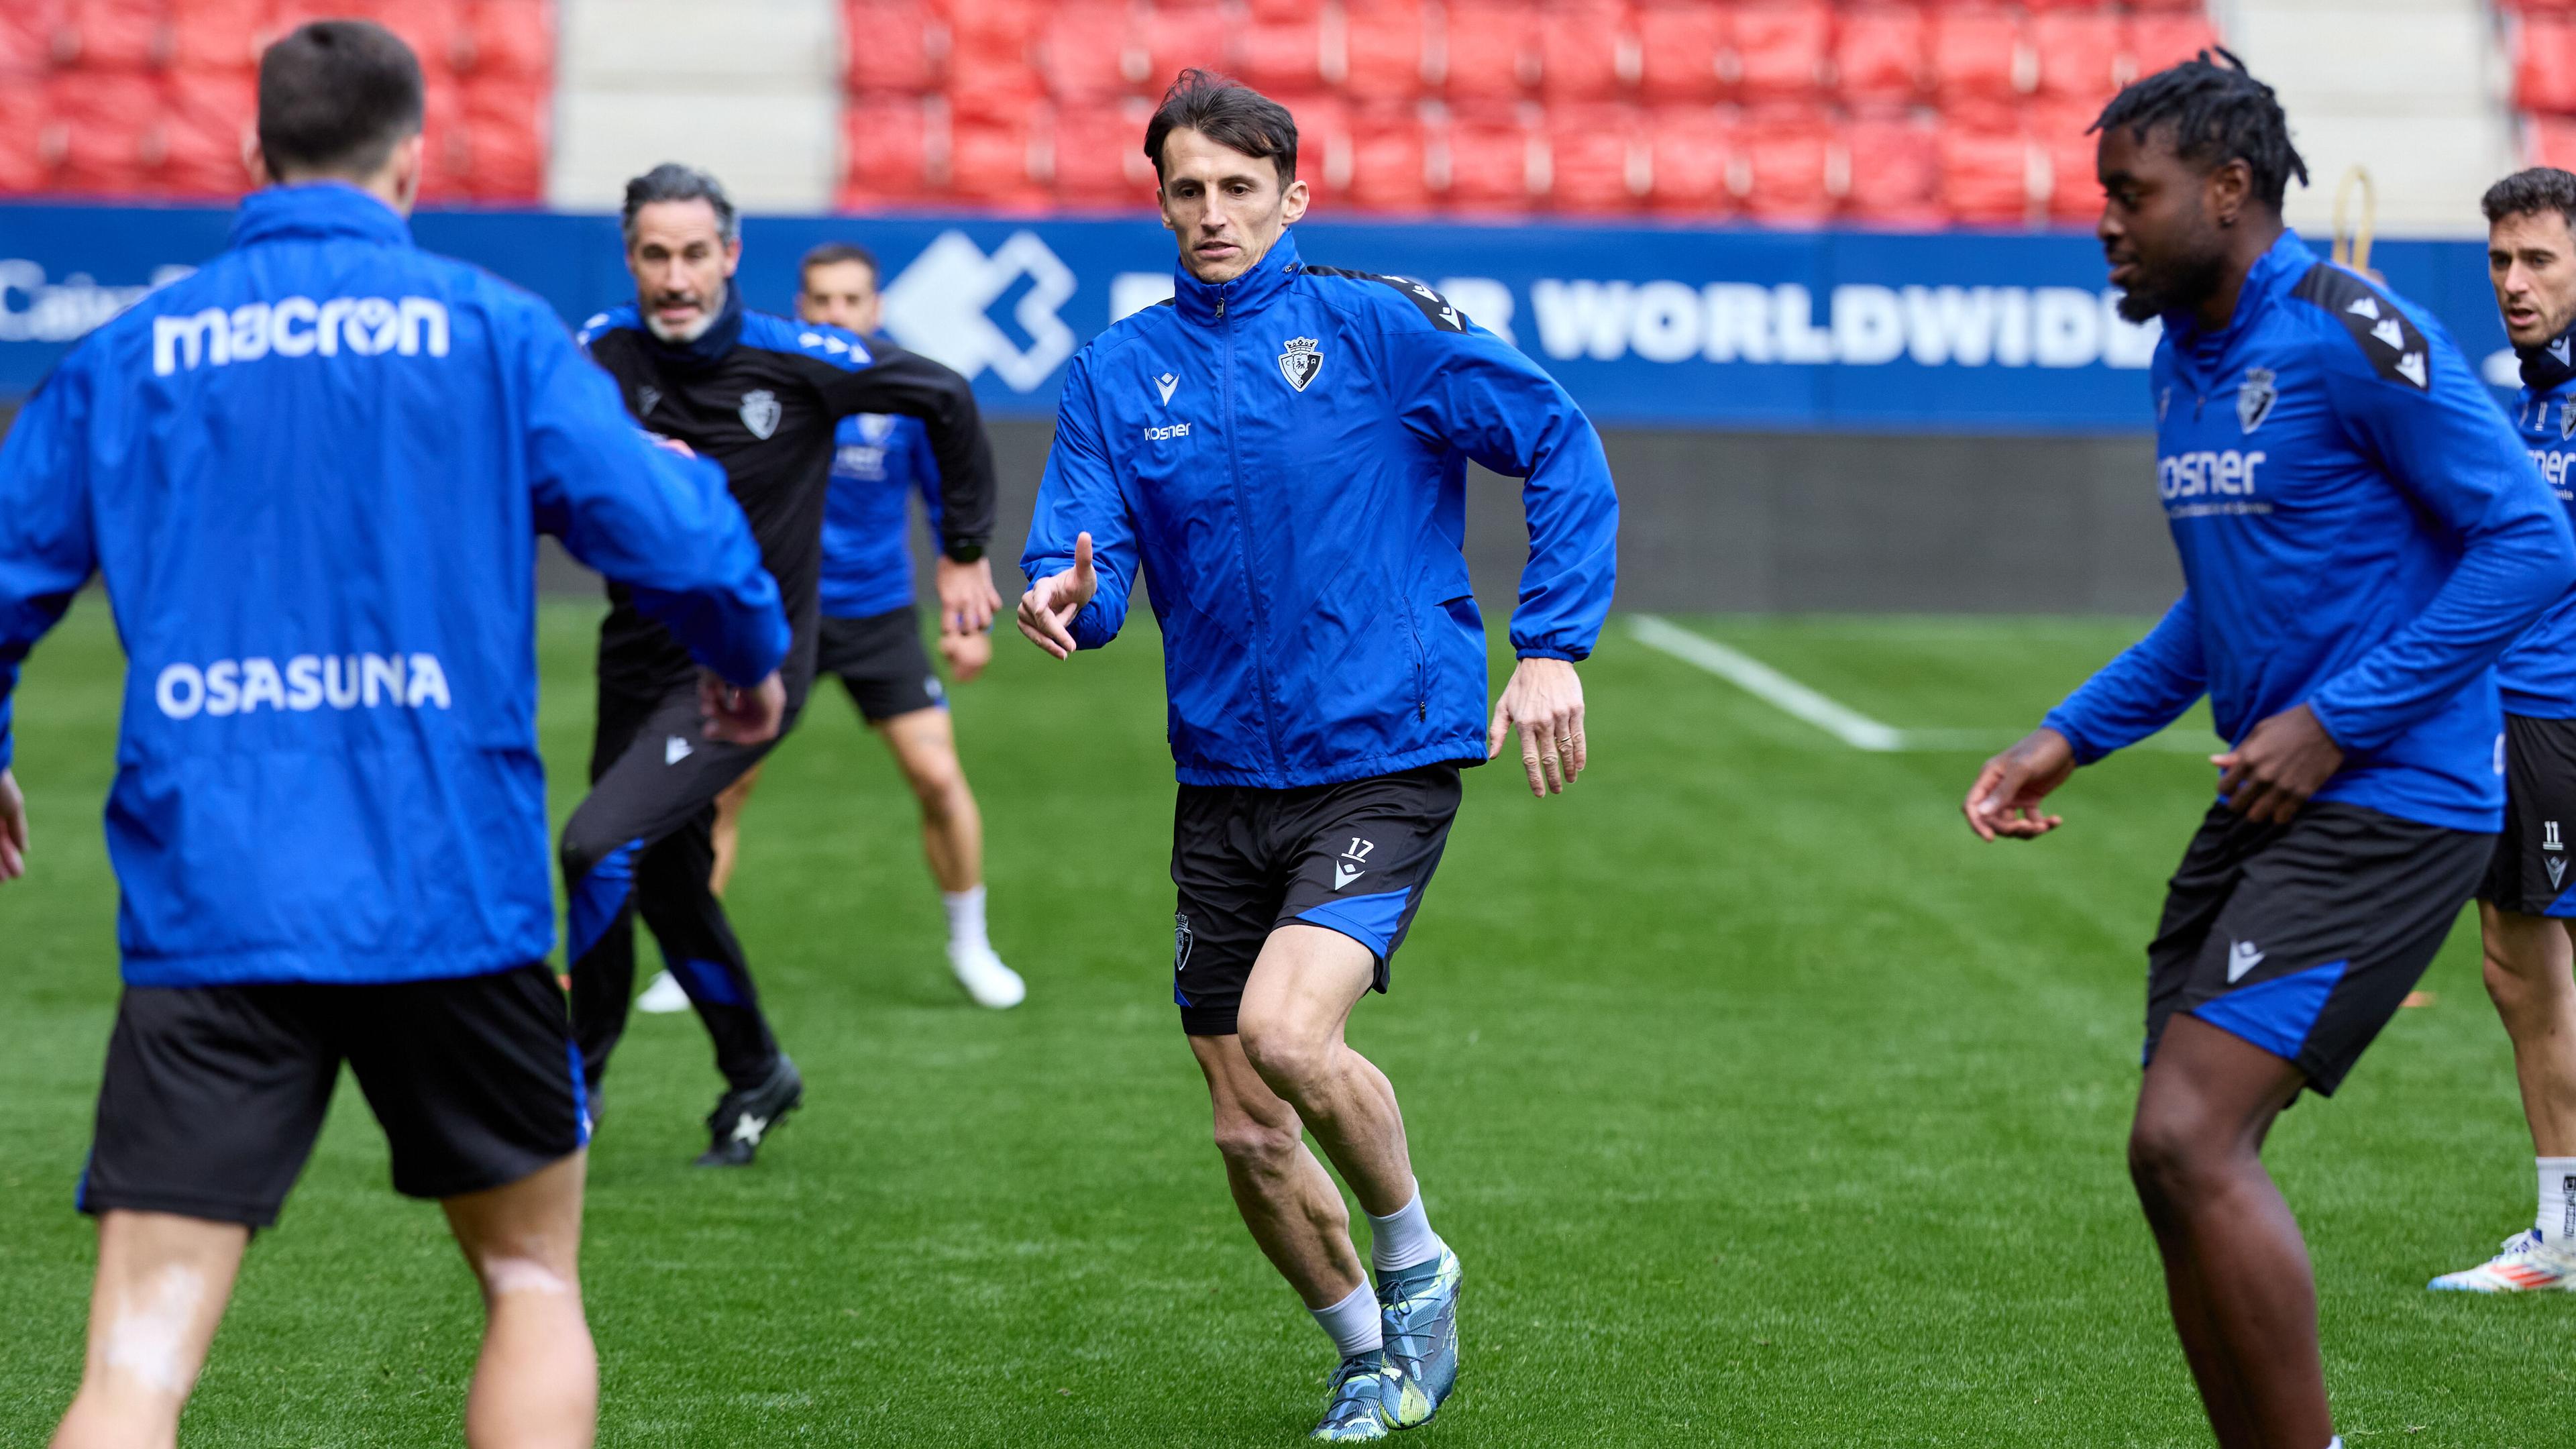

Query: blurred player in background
<box><xmin>0</xmin><ymin>22</ymin><xmax>790</xmax><ymax>1448</ymax></box>
<box><xmin>567</xmin><ymin>165</ymin><xmax>1000</xmax><ymax>1165</ymax></box>
<box><xmin>1018</xmin><ymin>72</ymin><xmax>1618</xmax><ymax>1442</ymax></box>
<box><xmin>1966</xmin><ymin>56</ymin><xmax>2576</xmax><ymax>1449</ymax></box>
<box><xmin>2426</xmin><ymin>166</ymin><xmax>2576</xmax><ymax>1292</ymax></box>
<box><xmin>643</xmin><ymin>240</ymin><xmax>1022</xmax><ymax>1015</ymax></box>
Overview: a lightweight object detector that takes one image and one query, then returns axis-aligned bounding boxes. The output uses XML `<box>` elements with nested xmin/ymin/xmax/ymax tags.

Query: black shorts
<box><xmin>817</xmin><ymin>606</ymin><xmax>945</xmax><ymax>723</ymax></box>
<box><xmin>78</xmin><ymin>963</ymin><xmax>588</xmax><ymax>1227</ymax></box>
<box><xmin>2479</xmin><ymin>713</ymin><xmax>2576</xmax><ymax>918</ymax></box>
<box><xmin>2144</xmin><ymin>800</ymin><xmax>2489</xmax><ymax>1095</ymax></box>
<box><xmin>1171</xmin><ymin>764</ymin><xmax>1464</xmax><ymax>1036</ymax></box>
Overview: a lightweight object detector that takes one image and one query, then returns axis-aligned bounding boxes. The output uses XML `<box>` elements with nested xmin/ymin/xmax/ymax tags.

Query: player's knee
<box><xmin>1210</xmin><ymin>1109</ymin><xmax>1301</xmax><ymax>1174</ymax></box>
<box><xmin>2125</xmin><ymin>1109</ymin><xmax>2226</xmax><ymax>1208</ymax></box>
<box><xmin>904</xmin><ymin>752</ymin><xmax>966</xmax><ymax>814</ymax></box>
<box><xmin>1238</xmin><ymin>1018</ymin><xmax>1333</xmax><ymax>1098</ymax></box>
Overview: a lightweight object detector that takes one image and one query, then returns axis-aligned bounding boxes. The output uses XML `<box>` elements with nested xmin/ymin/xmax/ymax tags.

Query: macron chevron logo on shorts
<box><xmin>2227</xmin><ymin>938</ymin><xmax>2265</xmax><ymax>983</ymax></box>
<box><xmin>665</xmin><ymin>735</ymin><xmax>693</xmax><ymax>765</ymax></box>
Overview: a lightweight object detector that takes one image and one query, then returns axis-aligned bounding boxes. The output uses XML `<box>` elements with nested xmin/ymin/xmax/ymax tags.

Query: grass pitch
<box><xmin>3</xmin><ymin>602</ymin><xmax>2571</xmax><ymax>1447</ymax></box>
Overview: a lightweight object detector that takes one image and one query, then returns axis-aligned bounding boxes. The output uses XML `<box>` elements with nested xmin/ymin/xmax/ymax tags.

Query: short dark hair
<box><xmin>1142</xmin><ymin>69</ymin><xmax>1298</xmax><ymax>186</ymax></box>
<box><xmin>2484</xmin><ymin>168</ymin><xmax>2576</xmax><ymax>231</ymax></box>
<box><xmin>2092</xmin><ymin>49</ymin><xmax>2309</xmax><ymax>213</ymax></box>
<box><xmin>622</xmin><ymin>163</ymin><xmax>739</xmax><ymax>244</ymax></box>
<box><xmin>256</xmin><ymin>20</ymin><xmax>425</xmax><ymax>179</ymax></box>
<box><xmin>800</xmin><ymin>241</ymin><xmax>880</xmax><ymax>288</ymax></box>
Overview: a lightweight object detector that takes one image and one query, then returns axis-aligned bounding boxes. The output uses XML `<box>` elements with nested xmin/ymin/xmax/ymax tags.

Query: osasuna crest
<box><xmin>2236</xmin><ymin>367</ymin><xmax>2277</xmax><ymax>434</ymax></box>
<box><xmin>1278</xmin><ymin>337</ymin><xmax>1323</xmax><ymax>392</ymax></box>
<box><xmin>739</xmin><ymin>388</ymin><xmax>782</xmax><ymax>440</ymax></box>
<box><xmin>1173</xmin><ymin>913</ymin><xmax>1195</xmax><ymax>973</ymax></box>
<box><xmin>857</xmin><ymin>412</ymin><xmax>898</xmax><ymax>445</ymax></box>
<box><xmin>2560</xmin><ymin>400</ymin><xmax>2575</xmax><ymax>442</ymax></box>
<box><xmin>635</xmin><ymin>384</ymin><xmax>662</xmax><ymax>418</ymax></box>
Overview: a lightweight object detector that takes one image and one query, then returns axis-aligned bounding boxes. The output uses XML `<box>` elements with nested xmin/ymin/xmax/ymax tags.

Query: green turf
<box><xmin>2</xmin><ymin>602</ymin><xmax>2569</xmax><ymax>1446</ymax></box>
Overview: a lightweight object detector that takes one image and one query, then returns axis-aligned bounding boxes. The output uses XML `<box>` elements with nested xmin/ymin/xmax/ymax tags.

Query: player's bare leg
<box><xmin>2430</xmin><ymin>906</ymin><xmax>2576</xmax><ymax>1289</ymax></box>
<box><xmin>881</xmin><ymin>706</ymin><xmax>1022</xmax><ymax>1006</ymax></box>
<box><xmin>442</xmin><ymin>1152</ymin><xmax>596</xmax><ymax>1449</ymax></box>
<box><xmin>1191</xmin><ymin>1032</ymin><xmax>1371</xmax><ymax>1308</ymax></box>
<box><xmin>707</xmin><ymin>765</ymin><xmax>762</xmax><ymax>900</ymax></box>
<box><xmin>2128</xmin><ymin>1016</ymin><xmax>2330</xmax><ymax>1449</ymax></box>
<box><xmin>50</xmin><ymin>1211</ymin><xmax>248</xmax><ymax>1449</ymax></box>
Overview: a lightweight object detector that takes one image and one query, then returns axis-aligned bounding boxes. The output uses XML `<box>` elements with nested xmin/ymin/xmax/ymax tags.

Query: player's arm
<box><xmin>1017</xmin><ymin>352</ymin><xmax>1139</xmax><ymax>659</ymax></box>
<box><xmin>2282</xmin><ymin>317</ymin><xmax>2576</xmax><ymax>817</ymax></box>
<box><xmin>0</xmin><ymin>364</ymin><xmax>99</xmax><ymax>881</ymax></box>
<box><xmin>906</xmin><ymin>428</ymin><xmax>991</xmax><ymax>679</ymax></box>
<box><xmin>521</xmin><ymin>310</ymin><xmax>792</xmax><ymax>739</ymax></box>
<box><xmin>1966</xmin><ymin>592</ymin><xmax>2209</xmax><ymax>840</ymax></box>
<box><xmin>817</xmin><ymin>341</ymin><xmax>999</xmax><ymax>570</ymax></box>
<box><xmin>1387</xmin><ymin>307</ymin><xmax>1619</xmax><ymax>796</ymax></box>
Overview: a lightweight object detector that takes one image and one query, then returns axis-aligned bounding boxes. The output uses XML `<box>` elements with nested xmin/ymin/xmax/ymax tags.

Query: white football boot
<box><xmin>635</xmin><ymin>968</ymin><xmax>692</xmax><ymax>1014</ymax></box>
<box><xmin>2428</xmin><ymin>1230</ymin><xmax>2576</xmax><ymax>1291</ymax></box>
<box><xmin>949</xmin><ymin>943</ymin><xmax>1026</xmax><ymax>1009</ymax></box>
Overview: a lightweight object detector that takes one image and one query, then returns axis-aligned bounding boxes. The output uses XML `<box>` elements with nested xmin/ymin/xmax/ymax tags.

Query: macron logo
<box><xmin>155</xmin><ymin>652</ymin><xmax>451</xmax><ymax>719</ymax></box>
<box><xmin>666</xmin><ymin>736</ymin><xmax>694</xmax><ymax>765</ymax></box>
<box><xmin>152</xmin><ymin>295</ymin><xmax>450</xmax><ymax>376</ymax></box>
<box><xmin>2227</xmin><ymin>939</ymin><xmax>2265</xmax><ymax>983</ymax></box>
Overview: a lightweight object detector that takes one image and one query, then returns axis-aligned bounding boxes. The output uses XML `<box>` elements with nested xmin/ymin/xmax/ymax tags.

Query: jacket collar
<box><xmin>2520</xmin><ymin>310</ymin><xmax>2576</xmax><ymax>394</ymax></box>
<box><xmin>229</xmin><ymin>182</ymin><xmax>416</xmax><ymax>250</ymax></box>
<box><xmin>1171</xmin><ymin>231</ymin><xmax>1301</xmax><ymax>326</ymax></box>
<box><xmin>638</xmin><ymin>278</ymin><xmax>745</xmax><ymax>372</ymax></box>
<box><xmin>2163</xmin><ymin>228</ymin><xmax>2312</xmax><ymax>383</ymax></box>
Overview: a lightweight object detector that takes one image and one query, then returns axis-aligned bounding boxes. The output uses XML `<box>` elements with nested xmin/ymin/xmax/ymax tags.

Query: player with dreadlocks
<box><xmin>1963</xmin><ymin>54</ymin><xmax>2576</xmax><ymax>1449</ymax></box>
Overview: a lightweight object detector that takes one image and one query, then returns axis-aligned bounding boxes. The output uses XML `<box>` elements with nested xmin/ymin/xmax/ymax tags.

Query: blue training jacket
<box><xmin>0</xmin><ymin>183</ymin><xmax>790</xmax><ymax>987</ymax></box>
<box><xmin>1019</xmin><ymin>232</ymin><xmax>1620</xmax><ymax>789</ymax></box>
<box><xmin>2042</xmin><ymin>230</ymin><xmax>2576</xmax><ymax>833</ymax></box>
<box><xmin>2501</xmin><ymin>358</ymin><xmax>2576</xmax><ymax>718</ymax></box>
<box><xmin>820</xmin><ymin>407</ymin><xmax>942</xmax><ymax>621</ymax></box>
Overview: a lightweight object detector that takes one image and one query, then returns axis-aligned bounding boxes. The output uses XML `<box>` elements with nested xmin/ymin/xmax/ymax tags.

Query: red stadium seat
<box><xmin>0</xmin><ymin>3</ymin><xmax>61</xmax><ymax>76</ymax></box>
<box><xmin>2531</xmin><ymin>113</ymin><xmax>2576</xmax><ymax>169</ymax></box>
<box><xmin>2122</xmin><ymin>0</ymin><xmax>2206</xmax><ymax>12</ymax></box>
<box><xmin>1265</xmin><ymin>92</ymin><xmax>1346</xmax><ymax>200</ymax></box>
<box><xmin>167</xmin><ymin>0</ymin><xmax>267</xmax><ymax>71</ymax></box>
<box><xmin>1143</xmin><ymin>1</ymin><xmax>1229</xmax><ymax>84</ymax></box>
<box><xmin>1834</xmin><ymin>5</ymin><xmax>1926</xmax><ymax>107</ymax></box>
<box><xmin>2522</xmin><ymin>16</ymin><xmax>2576</xmax><ymax>115</ymax></box>
<box><xmin>1939</xmin><ymin>113</ymin><xmax>2035</xmax><ymax>225</ymax></box>
<box><xmin>1051</xmin><ymin>95</ymin><xmax>1155</xmax><ymax>206</ymax></box>
<box><xmin>160</xmin><ymin>65</ymin><xmax>254</xmax><ymax>197</ymax></box>
<box><xmin>1440</xmin><ymin>1</ymin><xmax>1540</xmax><ymax>101</ymax></box>
<box><xmin>947</xmin><ymin>0</ymin><xmax>1038</xmax><ymax>54</ymax></box>
<box><xmin>459</xmin><ymin>74</ymin><xmax>546</xmax><ymax>199</ymax></box>
<box><xmin>58</xmin><ymin>0</ymin><xmax>166</xmax><ymax>73</ymax></box>
<box><xmin>1930</xmin><ymin>6</ymin><xmax>2029</xmax><ymax>107</ymax></box>
<box><xmin>1440</xmin><ymin>102</ymin><xmax>1538</xmax><ymax>210</ymax></box>
<box><xmin>2031</xmin><ymin>9</ymin><xmax>2118</xmax><ymax>107</ymax></box>
<box><xmin>842</xmin><ymin>92</ymin><xmax>937</xmax><ymax>202</ymax></box>
<box><xmin>2027</xmin><ymin>99</ymin><xmax>2102</xmax><ymax>221</ymax></box>
<box><xmin>1345</xmin><ymin>103</ymin><xmax>1430</xmax><ymax>209</ymax></box>
<box><xmin>1039</xmin><ymin>3</ymin><xmax>1140</xmax><ymax>99</ymax></box>
<box><xmin>1737</xmin><ymin>103</ymin><xmax>1832</xmax><ymax>221</ymax></box>
<box><xmin>1244</xmin><ymin>0</ymin><xmax>1322</xmax><ymax>19</ymax></box>
<box><xmin>1342</xmin><ymin>2</ymin><xmax>1428</xmax><ymax>98</ymax></box>
<box><xmin>1544</xmin><ymin>102</ymin><xmax>1644</xmax><ymax>212</ymax></box>
<box><xmin>1538</xmin><ymin>3</ymin><xmax>1636</xmax><ymax>104</ymax></box>
<box><xmin>47</xmin><ymin>70</ymin><xmax>158</xmax><ymax>193</ymax></box>
<box><xmin>1645</xmin><ymin>102</ymin><xmax>1731</xmax><ymax>216</ymax></box>
<box><xmin>1237</xmin><ymin>15</ymin><xmax>1331</xmax><ymax>94</ymax></box>
<box><xmin>1732</xmin><ymin>3</ymin><xmax>1831</xmax><ymax>103</ymax></box>
<box><xmin>413</xmin><ymin>71</ymin><xmax>472</xmax><ymax>199</ymax></box>
<box><xmin>1839</xmin><ymin>107</ymin><xmax>1940</xmax><ymax>226</ymax></box>
<box><xmin>2125</xmin><ymin>12</ymin><xmax>2220</xmax><ymax>79</ymax></box>
<box><xmin>845</xmin><ymin>0</ymin><xmax>945</xmax><ymax>93</ymax></box>
<box><xmin>947</xmin><ymin>40</ymin><xmax>1041</xmax><ymax>119</ymax></box>
<box><xmin>948</xmin><ymin>98</ymin><xmax>1047</xmax><ymax>208</ymax></box>
<box><xmin>0</xmin><ymin>86</ymin><xmax>46</xmax><ymax>193</ymax></box>
<box><xmin>1633</xmin><ymin>2</ymin><xmax>1722</xmax><ymax>103</ymax></box>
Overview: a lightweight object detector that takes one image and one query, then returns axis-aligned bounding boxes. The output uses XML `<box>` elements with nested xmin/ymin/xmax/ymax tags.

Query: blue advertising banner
<box><xmin>0</xmin><ymin>199</ymin><xmax>2514</xmax><ymax>433</ymax></box>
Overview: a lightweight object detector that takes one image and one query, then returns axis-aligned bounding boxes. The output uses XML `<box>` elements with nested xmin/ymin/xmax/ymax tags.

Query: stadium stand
<box><xmin>831</xmin><ymin>0</ymin><xmax>2231</xmax><ymax>225</ymax></box>
<box><xmin>0</xmin><ymin>0</ymin><xmax>555</xmax><ymax>201</ymax></box>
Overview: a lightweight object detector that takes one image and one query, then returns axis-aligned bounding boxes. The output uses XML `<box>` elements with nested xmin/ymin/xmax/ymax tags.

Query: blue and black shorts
<box><xmin>2144</xmin><ymin>800</ymin><xmax>2489</xmax><ymax>1095</ymax></box>
<box><xmin>1169</xmin><ymin>763</ymin><xmax>1464</xmax><ymax>1036</ymax></box>
<box><xmin>2477</xmin><ymin>713</ymin><xmax>2576</xmax><ymax>918</ymax></box>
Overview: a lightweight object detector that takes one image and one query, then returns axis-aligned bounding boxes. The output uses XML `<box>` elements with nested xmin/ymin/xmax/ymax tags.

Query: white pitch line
<box><xmin>1627</xmin><ymin>614</ymin><xmax>2214</xmax><ymax>756</ymax></box>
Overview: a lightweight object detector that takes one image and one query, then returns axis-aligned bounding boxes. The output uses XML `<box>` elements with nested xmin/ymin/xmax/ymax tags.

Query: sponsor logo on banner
<box><xmin>881</xmin><ymin>230</ymin><xmax>1079</xmax><ymax>390</ymax></box>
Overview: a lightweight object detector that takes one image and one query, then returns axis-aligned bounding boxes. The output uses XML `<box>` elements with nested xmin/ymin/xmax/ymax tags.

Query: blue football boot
<box><xmin>1311</xmin><ymin>1351</ymin><xmax>1395</xmax><ymax>1442</ymax></box>
<box><xmin>1376</xmin><ymin>1246</ymin><xmax>1460</xmax><ymax>1428</ymax></box>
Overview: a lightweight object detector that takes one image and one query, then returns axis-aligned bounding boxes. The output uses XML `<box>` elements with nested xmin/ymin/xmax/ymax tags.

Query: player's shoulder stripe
<box><xmin>1296</xmin><ymin>264</ymin><xmax>1469</xmax><ymax>333</ymax></box>
<box><xmin>576</xmin><ymin>303</ymin><xmax>643</xmax><ymax>349</ymax></box>
<box><xmin>739</xmin><ymin>309</ymin><xmax>873</xmax><ymax>370</ymax></box>
<box><xmin>2288</xmin><ymin>262</ymin><xmax>2432</xmax><ymax>391</ymax></box>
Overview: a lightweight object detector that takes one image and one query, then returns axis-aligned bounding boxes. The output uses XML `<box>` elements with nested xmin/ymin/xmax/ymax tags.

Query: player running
<box><xmin>2429</xmin><ymin>166</ymin><xmax>2576</xmax><ymax>1293</ymax></box>
<box><xmin>1965</xmin><ymin>56</ymin><xmax>2576</xmax><ymax>1449</ymax></box>
<box><xmin>655</xmin><ymin>241</ymin><xmax>1023</xmax><ymax>1013</ymax></box>
<box><xmin>566</xmin><ymin>166</ymin><xmax>1002</xmax><ymax>1165</ymax></box>
<box><xmin>1</xmin><ymin>22</ymin><xmax>790</xmax><ymax>1448</ymax></box>
<box><xmin>1016</xmin><ymin>71</ymin><xmax>1618</xmax><ymax>1442</ymax></box>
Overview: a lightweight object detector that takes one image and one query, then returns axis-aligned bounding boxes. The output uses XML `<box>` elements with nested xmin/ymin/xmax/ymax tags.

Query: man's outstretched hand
<box><xmin>2212</xmin><ymin>703</ymin><xmax>2342</xmax><ymax>824</ymax></box>
<box><xmin>1964</xmin><ymin>727</ymin><xmax>2077</xmax><ymax>841</ymax></box>
<box><xmin>0</xmin><ymin>767</ymin><xmax>25</xmax><ymax>881</ymax></box>
<box><xmin>699</xmin><ymin>671</ymin><xmax>788</xmax><ymax>745</ymax></box>
<box><xmin>1016</xmin><ymin>531</ymin><xmax>1098</xmax><ymax>661</ymax></box>
<box><xmin>1489</xmin><ymin>657</ymin><xmax>1587</xmax><ymax>797</ymax></box>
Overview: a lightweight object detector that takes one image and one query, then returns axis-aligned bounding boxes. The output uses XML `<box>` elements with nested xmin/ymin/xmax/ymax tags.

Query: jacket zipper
<box><xmin>1216</xmin><ymin>280</ymin><xmax>1287</xmax><ymax>777</ymax></box>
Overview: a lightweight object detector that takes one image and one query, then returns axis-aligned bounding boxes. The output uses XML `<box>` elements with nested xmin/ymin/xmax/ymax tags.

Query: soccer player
<box><xmin>658</xmin><ymin>241</ymin><xmax>1023</xmax><ymax>1012</ymax></box>
<box><xmin>1016</xmin><ymin>71</ymin><xmax>1618</xmax><ymax>1442</ymax></box>
<box><xmin>2429</xmin><ymin>167</ymin><xmax>2576</xmax><ymax>1292</ymax></box>
<box><xmin>0</xmin><ymin>22</ymin><xmax>790</xmax><ymax>1448</ymax></box>
<box><xmin>1964</xmin><ymin>57</ymin><xmax>2576</xmax><ymax>1449</ymax></box>
<box><xmin>566</xmin><ymin>166</ymin><xmax>1002</xmax><ymax>1165</ymax></box>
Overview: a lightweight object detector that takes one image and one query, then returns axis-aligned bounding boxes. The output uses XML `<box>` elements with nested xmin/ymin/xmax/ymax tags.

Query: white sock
<box><xmin>2540</xmin><ymin>1157</ymin><xmax>2576</xmax><ymax>1242</ymax></box>
<box><xmin>1311</xmin><ymin>1279</ymin><xmax>1382</xmax><ymax>1360</ymax></box>
<box><xmin>943</xmin><ymin>885</ymin><xmax>989</xmax><ymax>955</ymax></box>
<box><xmin>2325</xmin><ymin>1438</ymin><xmax>2343</xmax><ymax>1449</ymax></box>
<box><xmin>1368</xmin><ymin>1183</ymin><xmax>1444</xmax><ymax>1277</ymax></box>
